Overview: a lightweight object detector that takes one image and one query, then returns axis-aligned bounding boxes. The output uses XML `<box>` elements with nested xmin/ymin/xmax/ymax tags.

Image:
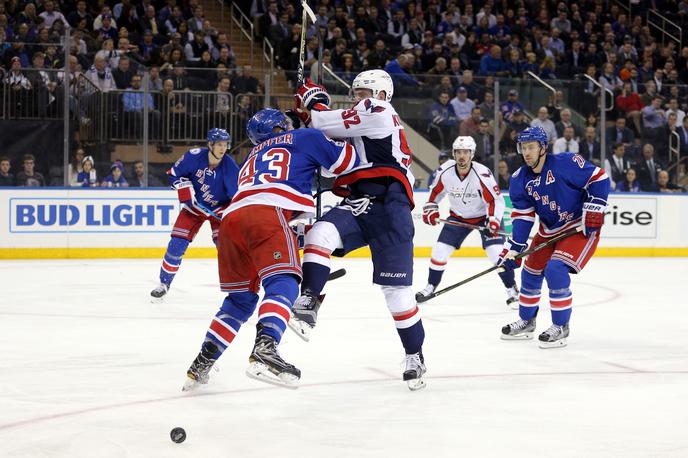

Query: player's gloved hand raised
<box><xmin>582</xmin><ymin>197</ymin><xmax>606</xmax><ymax>237</ymax></box>
<box><xmin>487</xmin><ymin>216</ymin><xmax>501</xmax><ymax>235</ymax></box>
<box><xmin>295</xmin><ymin>79</ymin><xmax>331</xmax><ymax>111</ymax></box>
<box><xmin>496</xmin><ymin>238</ymin><xmax>528</xmax><ymax>271</ymax></box>
<box><xmin>173</xmin><ymin>179</ymin><xmax>195</xmax><ymax>207</ymax></box>
<box><xmin>422</xmin><ymin>202</ymin><xmax>440</xmax><ymax>226</ymax></box>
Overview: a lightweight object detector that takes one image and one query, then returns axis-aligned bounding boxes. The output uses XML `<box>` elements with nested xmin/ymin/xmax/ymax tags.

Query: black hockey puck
<box><xmin>170</xmin><ymin>427</ymin><xmax>186</xmax><ymax>443</ymax></box>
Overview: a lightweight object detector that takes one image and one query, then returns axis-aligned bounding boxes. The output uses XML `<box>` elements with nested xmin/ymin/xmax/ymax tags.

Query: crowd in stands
<box><xmin>1</xmin><ymin>0</ymin><xmax>688</xmax><ymax>191</ymax></box>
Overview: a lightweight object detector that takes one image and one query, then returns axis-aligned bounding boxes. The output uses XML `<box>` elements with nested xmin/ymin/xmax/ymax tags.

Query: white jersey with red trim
<box><xmin>428</xmin><ymin>160</ymin><xmax>505</xmax><ymax>223</ymax></box>
<box><xmin>310</xmin><ymin>98</ymin><xmax>415</xmax><ymax>204</ymax></box>
<box><xmin>225</xmin><ymin>128</ymin><xmax>358</xmax><ymax>216</ymax></box>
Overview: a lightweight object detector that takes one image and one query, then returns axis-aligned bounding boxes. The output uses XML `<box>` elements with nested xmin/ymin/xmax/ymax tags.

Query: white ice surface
<box><xmin>0</xmin><ymin>257</ymin><xmax>687</xmax><ymax>458</ymax></box>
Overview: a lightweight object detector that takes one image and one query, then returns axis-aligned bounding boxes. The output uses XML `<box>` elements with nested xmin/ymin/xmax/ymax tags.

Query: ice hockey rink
<box><xmin>1</xmin><ymin>256</ymin><xmax>686</xmax><ymax>458</ymax></box>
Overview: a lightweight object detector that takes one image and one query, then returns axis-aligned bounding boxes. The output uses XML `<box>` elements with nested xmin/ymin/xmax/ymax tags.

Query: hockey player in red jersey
<box><xmin>417</xmin><ymin>136</ymin><xmax>519</xmax><ymax>307</ymax></box>
<box><xmin>289</xmin><ymin>70</ymin><xmax>427</xmax><ymax>391</ymax></box>
<box><xmin>182</xmin><ymin>109</ymin><xmax>357</xmax><ymax>390</ymax></box>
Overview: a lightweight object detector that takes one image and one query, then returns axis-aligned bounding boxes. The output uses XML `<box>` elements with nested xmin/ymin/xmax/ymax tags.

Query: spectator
<box><xmin>605</xmin><ymin>143</ymin><xmax>631</xmax><ymax>189</ymax></box>
<box><xmin>553</xmin><ymin>127</ymin><xmax>579</xmax><ymax>154</ymax></box>
<box><xmin>459</xmin><ymin>107</ymin><xmax>482</xmax><ymax>137</ymax></box>
<box><xmin>0</xmin><ymin>156</ymin><xmax>14</xmax><ymax>186</ymax></box>
<box><xmin>39</xmin><ymin>1</ymin><xmax>69</xmax><ymax>30</ymax></box>
<box><xmin>130</xmin><ymin>160</ymin><xmax>163</xmax><ymax>187</ymax></box>
<box><xmin>473</xmin><ymin>119</ymin><xmax>494</xmax><ymax>162</ymax></box>
<box><xmin>431</xmin><ymin>75</ymin><xmax>455</xmax><ymax>100</ymax></box>
<box><xmin>67</xmin><ymin>148</ymin><xmax>85</xmax><ymax>186</ymax></box>
<box><xmin>666</xmin><ymin>98</ymin><xmax>686</xmax><ymax>126</ymax></box>
<box><xmin>230</xmin><ymin>65</ymin><xmax>261</xmax><ymax>95</ymax></box>
<box><xmin>187</xmin><ymin>6</ymin><xmax>205</xmax><ymax>33</ymax></box>
<box><xmin>678</xmin><ymin>116</ymin><xmax>688</xmax><ymax>157</ymax></box>
<box><xmin>213</xmin><ymin>76</ymin><xmax>231</xmax><ymax>114</ymax></box>
<box><xmin>539</xmin><ymin>56</ymin><xmax>557</xmax><ymax>79</ymax></box>
<box><xmin>427</xmin><ymin>150</ymin><xmax>451</xmax><ymax>187</ymax></box>
<box><xmin>76</xmin><ymin>155</ymin><xmax>98</xmax><ymax>187</ymax></box>
<box><xmin>84</xmin><ymin>55</ymin><xmax>115</xmax><ymax>92</ymax></box>
<box><xmin>616</xmin><ymin>81</ymin><xmax>644</xmax><ymax>134</ymax></box>
<box><xmin>497</xmin><ymin>159</ymin><xmax>510</xmax><ymax>190</ymax></box>
<box><xmin>657</xmin><ymin>170</ymin><xmax>683</xmax><ymax>193</ymax></box>
<box><xmin>530</xmin><ymin>106</ymin><xmax>557</xmax><ymax>144</ymax></box>
<box><xmin>459</xmin><ymin>70</ymin><xmax>481</xmax><ymax>101</ymax></box>
<box><xmin>16</xmin><ymin>154</ymin><xmax>46</xmax><ymax>187</ymax></box>
<box><xmin>555</xmin><ymin>109</ymin><xmax>583</xmax><ymax>139</ymax></box>
<box><xmin>122</xmin><ymin>74</ymin><xmax>161</xmax><ymax>134</ymax></box>
<box><xmin>509</xmin><ymin>110</ymin><xmax>530</xmax><ymax>133</ymax></box>
<box><xmin>606</xmin><ymin>118</ymin><xmax>635</xmax><ymax>152</ymax></box>
<box><xmin>450</xmin><ymin>86</ymin><xmax>475</xmax><ymax>122</ymax></box>
<box><xmin>641</xmin><ymin>96</ymin><xmax>666</xmax><ymax>141</ymax></box>
<box><xmin>68</xmin><ymin>0</ymin><xmax>93</xmax><ymax>29</ymax></box>
<box><xmin>184</xmin><ymin>30</ymin><xmax>209</xmax><ymax>63</ymax></box>
<box><xmin>635</xmin><ymin>143</ymin><xmax>663</xmax><ymax>192</ymax></box>
<box><xmin>112</xmin><ymin>55</ymin><xmax>136</xmax><ymax>89</ymax></box>
<box><xmin>428</xmin><ymin>92</ymin><xmax>458</xmax><ymax>150</ymax></box>
<box><xmin>384</xmin><ymin>53</ymin><xmax>421</xmax><ymax>90</ymax></box>
<box><xmin>479</xmin><ymin>91</ymin><xmax>495</xmax><ymax>121</ymax></box>
<box><xmin>615</xmin><ymin>168</ymin><xmax>640</xmax><ymax>192</ymax></box>
<box><xmin>478</xmin><ymin>45</ymin><xmax>507</xmax><ymax>77</ymax></box>
<box><xmin>500</xmin><ymin>89</ymin><xmax>524</xmax><ymax>123</ymax></box>
<box><xmin>579</xmin><ymin>126</ymin><xmax>602</xmax><ymax>162</ymax></box>
<box><xmin>101</xmin><ymin>161</ymin><xmax>129</xmax><ymax>187</ymax></box>
<box><xmin>367</xmin><ymin>39</ymin><xmax>390</xmax><ymax>69</ymax></box>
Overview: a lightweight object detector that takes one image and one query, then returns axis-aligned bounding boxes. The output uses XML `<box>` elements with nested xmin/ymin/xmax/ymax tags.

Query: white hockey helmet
<box><xmin>351</xmin><ymin>69</ymin><xmax>394</xmax><ymax>102</ymax></box>
<box><xmin>452</xmin><ymin>136</ymin><xmax>476</xmax><ymax>160</ymax></box>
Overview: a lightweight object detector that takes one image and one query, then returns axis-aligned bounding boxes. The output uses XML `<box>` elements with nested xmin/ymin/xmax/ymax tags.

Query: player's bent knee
<box><xmin>485</xmin><ymin>244</ymin><xmax>502</xmax><ymax>264</ymax></box>
<box><xmin>168</xmin><ymin>236</ymin><xmax>190</xmax><ymax>256</ymax></box>
<box><xmin>380</xmin><ymin>285</ymin><xmax>416</xmax><ymax>314</ymax></box>
<box><xmin>431</xmin><ymin>242</ymin><xmax>455</xmax><ymax>262</ymax></box>
<box><xmin>221</xmin><ymin>291</ymin><xmax>259</xmax><ymax>320</ymax></box>
<box><xmin>304</xmin><ymin>221</ymin><xmax>343</xmax><ymax>252</ymax></box>
<box><xmin>544</xmin><ymin>260</ymin><xmax>571</xmax><ymax>287</ymax></box>
<box><xmin>262</xmin><ymin>274</ymin><xmax>300</xmax><ymax>305</ymax></box>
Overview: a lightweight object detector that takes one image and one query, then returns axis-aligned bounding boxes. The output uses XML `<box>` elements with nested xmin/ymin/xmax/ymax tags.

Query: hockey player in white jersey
<box><xmin>416</xmin><ymin>136</ymin><xmax>519</xmax><ymax>307</ymax></box>
<box><xmin>289</xmin><ymin>70</ymin><xmax>426</xmax><ymax>390</ymax></box>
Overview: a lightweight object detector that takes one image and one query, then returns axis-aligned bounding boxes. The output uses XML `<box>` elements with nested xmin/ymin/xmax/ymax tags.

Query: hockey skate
<box><xmin>501</xmin><ymin>318</ymin><xmax>536</xmax><ymax>340</ymax></box>
<box><xmin>182</xmin><ymin>341</ymin><xmax>218</xmax><ymax>391</ymax></box>
<box><xmin>246</xmin><ymin>332</ymin><xmax>301</xmax><ymax>389</ymax></box>
<box><xmin>415</xmin><ymin>284</ymin><xmax>436</xmax><ymax>302</ymax></box>
<box><xmin>505</xmin><ymin>285</ymin><xmax>519</xmax><ymax>309</ymax></box>
<box><xmin>150</xmin><ymin>283</ymin><xmax>169</xmax><ymax>303</ymax></box>
<box><xmin>538</xmin><ymin>323</ymin><xmax>569</xmax><ymax>349</ymax></box>
<box><xmin>288</xmin><ymin>291</ymin><xmax>323</xmax><ymax>342</ymax></box>
<box><xmin>403</xmin><ymin>352</ymin><xmax>427</xmax><ymax>391</ymax></box>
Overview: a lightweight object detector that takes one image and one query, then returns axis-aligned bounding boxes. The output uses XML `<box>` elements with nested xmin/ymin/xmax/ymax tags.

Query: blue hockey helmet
<box><xmin>246</xmin><ymin>108</ymin><xmax>290</xmax><ymax>145</ymax></box>
<box><xmin>516</xmin><ymin>126</ymin><xmax>548</xmax><ymax>155</ymax></box>
<box><xmin>207</xmin><ymin>127</ymin><xmax>231</xmax><ymax>144</ymax></box>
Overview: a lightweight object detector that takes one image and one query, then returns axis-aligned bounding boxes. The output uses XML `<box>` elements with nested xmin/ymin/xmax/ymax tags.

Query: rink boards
<box><xmin>0</xmin><ymin>188</ymin><xmax>686</xmax><ymax>259</ymax></box>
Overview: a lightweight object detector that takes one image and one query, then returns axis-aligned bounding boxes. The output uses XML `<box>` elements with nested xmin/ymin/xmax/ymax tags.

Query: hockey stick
<box><xmin>439</xmin><ymin>218</ymin><xmax>512</xmax><ymax>238</ymax></box>
<box><xmin>299</xmin><ymin>0</ymin><xmax>324</xmax><ymax>220</ymax></box>
<box><xmin>328</xmin><ymin>268</ymin><xmax>346</xmax><ymax>281</ymax></box>
<box><xmin>416</xmin><ymin>227</ymin><xmax>582</xmax><ymax>304</ymax></box>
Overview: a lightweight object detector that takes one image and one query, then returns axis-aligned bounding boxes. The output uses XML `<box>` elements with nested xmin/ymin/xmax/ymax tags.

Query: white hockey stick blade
<box><xmin>246</xmin><ymin>362</ymin><xmax>299</xmax><ymax>389</ymax></box>
<box><xmin>301</xmin><ymin>1</ymin><xmax>317</xmax><ymax>23</ymax></box>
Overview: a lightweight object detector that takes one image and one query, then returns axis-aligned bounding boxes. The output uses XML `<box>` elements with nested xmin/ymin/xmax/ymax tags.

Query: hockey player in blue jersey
<box><xmin>182</xmin><ymin>109</ymin><xmax>358</xmax><ymax>390</ymax></box>
<box><xmin>498</xmin><ymin>126</ymin><xmax>610</xmax><ymax>348</ymax></box>
<box><xmin>289</xmin><ymin>70</ymin><xmax>427</xmax><ymax>390</ymax></box>
<box><xmin>150</xmin><ymin>128</ymin><xmax>240</xmax><ymax>301</ymax></box>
